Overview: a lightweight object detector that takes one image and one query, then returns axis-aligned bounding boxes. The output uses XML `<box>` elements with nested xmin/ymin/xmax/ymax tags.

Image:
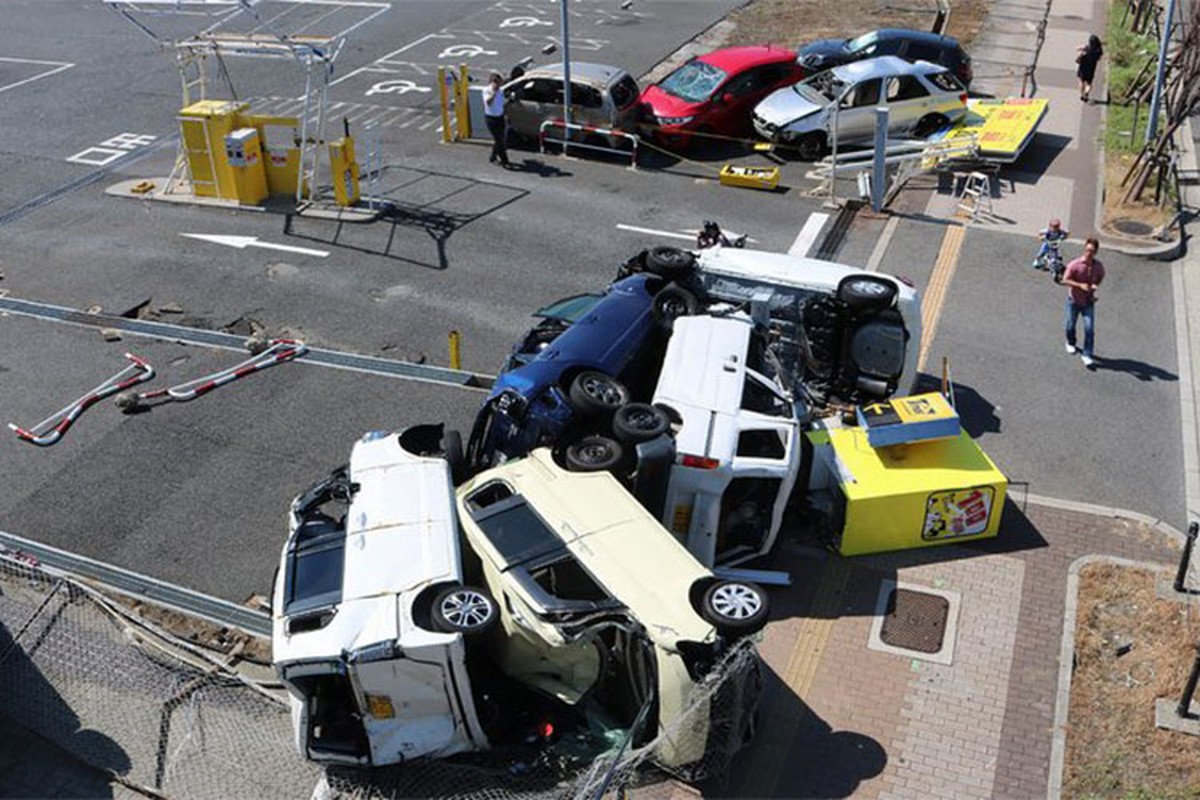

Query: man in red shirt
<box><xmin>1062</xmin><ymin>236</ymin><xmax>1105</xmax><ymax>367</ymax></box>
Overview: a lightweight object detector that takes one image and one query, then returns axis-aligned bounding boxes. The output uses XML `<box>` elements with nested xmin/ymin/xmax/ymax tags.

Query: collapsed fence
<box><xmin>0</xmin><ymin>549</ymin><xmax>764</xmax><ymax>800</ymax></box>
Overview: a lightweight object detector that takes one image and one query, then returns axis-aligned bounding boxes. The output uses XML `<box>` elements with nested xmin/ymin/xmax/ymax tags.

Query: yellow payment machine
<box><xmin>178</xmin><ymin>100</ymin><xmax>248</xmax><ymax>199</ymax></box>
<box><xmin>224</xmin><ymin>128</ymin><xmax>268</xmax><ymax>205</ymax></box>
<box><xmin>327</xmin><ymin>127</ymin><xmax>361</xmax><ymax>207</ymax></box>
<box><xmin>808</xmin><ymin>393</ymin><xmax>1007</xmax><ymax>556</ymax></box>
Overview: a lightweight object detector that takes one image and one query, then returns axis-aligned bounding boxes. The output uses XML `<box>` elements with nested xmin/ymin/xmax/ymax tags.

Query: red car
<box><xmin>640</xmin><ymin>45</ymin><xmax>805</xmax><ymax>148</ymax></box>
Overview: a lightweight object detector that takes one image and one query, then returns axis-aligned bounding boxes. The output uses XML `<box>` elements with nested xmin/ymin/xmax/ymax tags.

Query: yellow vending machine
<box><xmin>224</xmin><ymin>128</ymin><xmax>268</xmax><ymax>205</ymax></box>
<box><xmin>807</xmin><ymin>393</ymin><xmax>1008</xmax><ymax>556</ymax></box>
<box><xmin>327</xmin><ymin>133</ymin><xmax>360</xmax><ymax>207</ymax></box>
<box><xmin>178</xmin><ymin>100</ymin><xmax>248</xmax><ymax>199</ymax></box>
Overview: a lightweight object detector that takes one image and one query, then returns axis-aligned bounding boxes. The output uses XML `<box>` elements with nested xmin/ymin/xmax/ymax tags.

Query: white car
<box><xmin>271</xmin><ymin>424</ymin><xmax>497</xmax><ymax>767</ymax></box>
<box><xmin>651</xmin><ymin>312</ymin><xmax>803</xmax><ymax>568</ymax></box>
<box><xmin>752</xmin><ymin>55</ymin><xmax>969</xmax><ymax>159</ymax></box>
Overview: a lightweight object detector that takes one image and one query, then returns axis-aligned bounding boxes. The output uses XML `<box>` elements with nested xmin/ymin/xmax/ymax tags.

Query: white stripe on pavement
<box><xmin>788</xmin><ymin>212</ymin><xmax>829</xmax><ymax>257</ymax></box>
<box><xmin>615</xmin><ymin>224</ymin><xmax>696</xmax><ymax>242</ymax></box>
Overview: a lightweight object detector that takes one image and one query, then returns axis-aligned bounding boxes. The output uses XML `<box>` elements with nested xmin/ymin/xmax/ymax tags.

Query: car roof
<box><xmin>696</xmin><ymin>44</ymin><xmax>797</xmax><ymax>71</ymax></box>
<box><xmin>867</xmin><ymin>28</ymin><xmax>961</xmax><ymax>47</ymax></box>
<box><xmin>523</xmin><ymin>61</ymin><xmax>629</xmax><ymax>86</ymax></box>
<box><xmin>831</xmin><ymin>55</ymin><xmax>949</xmax><ymax>81</ymax></box>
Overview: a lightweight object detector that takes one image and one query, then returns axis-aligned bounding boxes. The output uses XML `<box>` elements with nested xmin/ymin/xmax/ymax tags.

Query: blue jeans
<box><xmin>1064</xmin><ymin>298</ymin><xmax>1095</xmax><ymax>357</ymax></box>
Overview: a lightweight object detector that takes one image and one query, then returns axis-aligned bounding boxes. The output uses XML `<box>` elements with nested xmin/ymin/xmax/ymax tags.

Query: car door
<box><xmin>711</xmin><ymin>64</ymin><xmax>792</xmax><ymax>134</ymax></box>
<box><xmin>834</xmin><ymin>77</ymin><xmax>881</xmax><ymax>142</ymax></box>
<box><xmin>884</xmin><ymin>74</ymin><xmax>934</xmax><ymax>133</ymax></box>
<box><xmin>505</xmin><ymin>76</ymin><xmax>560</xmax><ymax>139</ymax></box>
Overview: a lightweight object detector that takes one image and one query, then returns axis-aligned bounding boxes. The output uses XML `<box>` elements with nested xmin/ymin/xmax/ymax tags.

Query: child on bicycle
<box><xmin>1032</xmin><ymin>218</ymin><xmax>1069</xmax><ymax>270</ymax></box>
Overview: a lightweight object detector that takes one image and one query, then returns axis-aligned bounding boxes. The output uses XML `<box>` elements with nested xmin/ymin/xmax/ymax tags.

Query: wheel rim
<box><xmin>441</xmin><ymin>590</ymin><xmax>493</xmax><ymax>629</ymax></box>
<box><xmin>625</xmin><ymin>408</ymin><xmax>661</xmax><ymax>432</ymax></box>
<box><xmin>658</xmin><ymin>295</ymin><xmax>688</xmax><ymax>318</ymax></box>
<box><xmin>582</xmin><ymin>375</ymin><xmax>622</xmax><ymax>406</ymax></box>
<box><xmin>852</xmin><ymin>281</ymin><xmax>889</xmax><ymax>298</ymax></box>
<box><xmin>711</xmin><ymin>583</ymin><xmax>763</xmax><ymax>620</ymax></box>
<box><xmin>576</xmin><ymin>441</ymin><xmax>615</xmax><ymax>465</ymax></box>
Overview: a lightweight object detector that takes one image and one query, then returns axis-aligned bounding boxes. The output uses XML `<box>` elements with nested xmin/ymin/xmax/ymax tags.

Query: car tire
<box><xmin>612</xmin><ymin>402</ymin><xmax>670</xmax><ymax>443</ymax></box>
<box><xmin>646</xmin><ymin>246</ymin><xmax>697</xmax><ymax>279</ymax></box>
<box><xmin>653</xmin><ymin>283</ymin><xmax>699</xmax><ymax>329</ymax></box>
<box><xmin>569</xmin><ymin>371</ymin><xmax>630</xmax><ymax>415</ymax></box>
<box><xmin>795</xmin><ymin>132</ymin><xmax>827</xmax><ymax>161</ymax></box>
<box><xmin>564</xmin><ymin>435</ymin><xmax>625</xmax><ymax>472</ymax></box>
<box><xmin>431</xmin><ymin>585</ymin><xmax>498</xmax><ymax>635</ymax></box>
<box><xmin>441</xmin><ymin>429</ymin><xmax>467</xmax><ymax>485</ymax></box>
<box><xmin>700</xmin><ymin>580</ymin><xmax>769</xmax><ymax>635</ymax></box>
<box><xmin>913</xmin><ymin>113</ymin><xmax>949</xmax><ymax>139</ymax></box>
<box><xmin>837</xmin><ymin>275</ymin><xmax>897</xmax><ymax>312</ymax></box>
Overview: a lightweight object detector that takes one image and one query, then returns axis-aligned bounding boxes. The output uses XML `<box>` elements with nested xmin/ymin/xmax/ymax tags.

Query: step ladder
<box><xmin>956</xmin><ymin>171</ymin><xmax>995</xmax><ymax>221</ymax></box>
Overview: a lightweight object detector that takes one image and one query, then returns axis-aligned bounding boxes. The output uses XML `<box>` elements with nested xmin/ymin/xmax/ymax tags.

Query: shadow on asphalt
<box><xmin>914</xmin><ymin>375</ymin><xmax>1001</xmax><ymax>438</ymax></box>
<box><xmin>1004</xmin><ymin>132</ymin><xmax>1072</xmax><ymax>185</ymax></box>
<box><xmin>1088</xmin><ymin>355</ymin><xmax>1178</xmax><ymax>381</ymax></box>
<box><xmin>721</xmin><ymin>667</ymin><xmax>887</xmax><ymax>798</ymax></box>
<box><xmin>281</xmin><ymin>166</ymin><xmax>530</xmax><ymax>270</ymax></box>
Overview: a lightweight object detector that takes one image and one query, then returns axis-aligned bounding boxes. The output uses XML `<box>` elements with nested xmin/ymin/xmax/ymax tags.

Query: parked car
<box><xmin>455</xmin><ymin>447</ymin><xmax>767</xmax><ymax>777</ymax></box>
<box><xmin>467</xmin><ymin>272</ymin><xmax>686</xmax><ymax>473</ymax></box>
<box><xmin>503</xmin><ymin>62</ymin><xmax>641</xmax><ymax>146</ymax></box>
<box><xmin>272</xmin><ymin>424</ymin><xmax>497</xmax><ymax>767</ymax></box>
<box><xmin>651</xmin><ymin>312</ymin><xmax>804</xmax><ymax>568</ymax></box>
<box><xmin>619</xmin><ymin>243</ymin><xmax>922</xmax><ymax>405</ymax></box>
<box><xmin>799</xmin><ymin>28</ymin><xmax>973</xmax><ymax>88</ymax></box>
<box><xmin>752</xmin><ymin>56</ymin><xmax>969</xmax><ymax>159</ymax></box>
<box><xmin>639</xmin><ymin>45</ymin><xmax>805</xmax><ymax>148</ymax></box>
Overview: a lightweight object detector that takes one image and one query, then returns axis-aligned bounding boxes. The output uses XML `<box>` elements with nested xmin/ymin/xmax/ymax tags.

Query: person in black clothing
<box><xmin>483</xmin><ymin>72</ymin><xmax>510</xmax><ymax>166</ymax></box>
<box><xmin>1076</xmin><ymin>34</ymin><xmax>1103</xmax><ymax>102</ymax></box>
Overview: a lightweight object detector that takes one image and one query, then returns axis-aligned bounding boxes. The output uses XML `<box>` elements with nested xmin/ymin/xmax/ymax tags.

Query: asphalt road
<box><xmin>0</xmin><ymin>0</ymin><xmax>1187</xmax><ymax>608</ymax></box>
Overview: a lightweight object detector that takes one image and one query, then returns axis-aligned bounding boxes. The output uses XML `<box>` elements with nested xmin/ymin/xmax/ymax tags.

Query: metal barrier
<box><xmin>807</xmin><ymin>135</ymin><xmax>980</xmax><ymax>180</ymax></box>
<box><xmin>537</xmin><ymin>120</ymin><xmax>638</xmax><ymax>167</ymax></box>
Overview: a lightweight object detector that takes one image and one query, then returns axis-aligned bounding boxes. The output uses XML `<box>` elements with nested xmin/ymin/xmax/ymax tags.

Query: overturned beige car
<box><xmin>455</xmin><ymin>448</ymin><xmax>767</xmax><ymax>777</ymax></box>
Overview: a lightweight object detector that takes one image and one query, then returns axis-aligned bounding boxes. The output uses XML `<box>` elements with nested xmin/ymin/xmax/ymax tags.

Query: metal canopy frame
<box><xmin>107</xmin><ymin>0</ymin><xmax>389</xmax><ymax>205</ymax></box>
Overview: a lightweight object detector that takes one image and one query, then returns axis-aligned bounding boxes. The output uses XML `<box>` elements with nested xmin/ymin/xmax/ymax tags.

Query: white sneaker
<box><xmin>1065</xmin><ymin>342</ymin><xmax>1076</xmax><ymax>354</ymax></box>
<box><xmin>1081</xmin><ymin>354</ymin><xmax>1095</xmax><ymax>367</ymax></box>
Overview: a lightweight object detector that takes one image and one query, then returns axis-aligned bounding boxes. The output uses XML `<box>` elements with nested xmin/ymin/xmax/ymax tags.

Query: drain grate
<box><xmin>879</xmin><ymin>588</ymin><xmax>949</xmax><ymax>654</ymax></box>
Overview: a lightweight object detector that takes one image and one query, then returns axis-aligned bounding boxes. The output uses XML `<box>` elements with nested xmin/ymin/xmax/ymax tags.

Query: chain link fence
<box><xmin>0</xmin><ymin>549</ymin><xmax>763</xmax><ymax>800</ymax></box>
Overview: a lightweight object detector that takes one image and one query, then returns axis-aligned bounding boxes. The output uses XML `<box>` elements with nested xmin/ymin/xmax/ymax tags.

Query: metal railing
<box><xmin>538</xmin><ymin>120</ymin><xmax>639</xmax><ymax>167</ymax></box>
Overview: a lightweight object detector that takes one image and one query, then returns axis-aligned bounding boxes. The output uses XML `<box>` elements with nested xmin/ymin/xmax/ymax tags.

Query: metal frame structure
<box><xmin>107</xmin><ymin>0</ymin><xmax>389</xmax><ymax>206</ymax></box>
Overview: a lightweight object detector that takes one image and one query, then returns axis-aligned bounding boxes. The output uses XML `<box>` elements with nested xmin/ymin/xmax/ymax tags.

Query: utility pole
<box><xmin>560</xmin><ymin>0</ymin><xmax>572</xmax><ymax>138</ymax></box>
<box><xmin>1146</xmin><ymin>0</ymin><xmax>1177</xmax><ymax>143</ymax></box>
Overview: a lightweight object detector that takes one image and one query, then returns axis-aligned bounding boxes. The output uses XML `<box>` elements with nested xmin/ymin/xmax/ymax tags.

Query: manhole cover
<box><xmin>879</xmin><ymin>588</ymin><xmax>949</xmax><ymax>653</ymax></box>
<box><xmin>1112</xmin><ymin>217</ymin><xmax>1155</xmax><ymax>236</ymax></box>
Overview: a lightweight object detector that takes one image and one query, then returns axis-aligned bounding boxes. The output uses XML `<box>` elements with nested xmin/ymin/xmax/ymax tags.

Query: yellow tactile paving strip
<box><xmin>918</xmin><ymin>223</ymin><xmax>967</xmax><ymax>373</ymax></box>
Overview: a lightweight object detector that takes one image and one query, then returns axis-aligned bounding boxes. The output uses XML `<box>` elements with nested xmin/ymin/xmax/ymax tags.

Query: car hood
<box><xmin>640</xmin><ymin>84</ymin><xmax>703</xmax><ymax>118</ymax></box>
<box><xmin>755</xmin><ymin>86</ymin><xmax>822</xmax><ymax>127</ymax></box>
<box><xmin>798</xmin><ymin>38</ymin><xmax>847</xmax><ymax>69</ymax></box>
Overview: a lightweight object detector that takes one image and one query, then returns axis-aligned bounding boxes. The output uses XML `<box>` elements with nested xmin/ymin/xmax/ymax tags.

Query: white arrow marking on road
<box><xmin>181</xmin><ymin>233</ymin><xmax>329</xmax><ymax>258</ymax></box>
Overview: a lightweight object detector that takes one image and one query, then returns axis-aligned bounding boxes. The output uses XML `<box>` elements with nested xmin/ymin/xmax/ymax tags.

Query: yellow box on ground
<box><xmin>328</xmin><ymin>136</ymin><xmax>361</xmax><ymax>206</ymax></box>
<box><xmin>856</xmin><ymin>391</ymin><xmax>960</xmax><ymax>447</ymax></box>
<box><xmin>808</xmin><ymin>425</ymin><xmax>1007</xmax><ymax>556</ymax></box>
<box><xmin>943</xmin><ymin>97</ymin><xmax>1048</xmax><ymax>163</ymax></box>
<box><xmin>240</xmin><ymin>113</ymin><xmax>303</xmax><ymax>198</ymax></box>
<box><xmin>718</xmin><ymin>164</ymin><xmax>780</xmax><ymax>190</ymax></box>
<box><xmin>224</xmin><ymin>128</ymin><xmax>268</xmax><ymax>205</ymax></box>
<box><xmin>178</xmin><ymin>100</ymin><xmax>248</xmax><ymax>199</ymax></box>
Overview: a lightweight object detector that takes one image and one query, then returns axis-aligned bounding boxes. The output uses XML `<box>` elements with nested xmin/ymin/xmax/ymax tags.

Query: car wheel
<box><xmin>569</xmin><ymin>371</ymin><xmax>630</xmax><ymax>415</ymax></box>
<box><xmin>612</xmin><ymin>402</ymin><xmax>670</xmax><ymax>443</ymax></box>
<box><xmin>795</xmin><ymin>132</ymin><xmax>827</xmax><ymax>161</ymax></box>
<box><xmin>913</xmin><ymin>113</ymin><xmax>949</xmax><ymax>139</ymax></box>
<box><xmin>441</xmin><ymin>429</ymin><xmax>467</xmax><ymax>485</ymax></box>
<box><xmin>564</xmin><ymin>435</ymin><xmax>625</xmax><ymax>472</ymax></box>
<box><xmin>646</xmin><ymin>246</ymin><xmax>697</xmax><ymax>279</ymax></box>
<box><xmin>837</xmin><ymin>275</ymin><xmax>897</xmax><ymax>312</ymax></box>
<box><xmin>700</xmin><ymin>580</ymin><xmax>769</xmax><ymax>635</ymax></box>
<box><xmin>431</xmin><ymin>585</ymin><xmax>498</xmax><ymax>635</ymax></box>
<box><xmin>653</xmin><ymin>283</ymin><xmax>699</xmax><ymax>329</ymax></box>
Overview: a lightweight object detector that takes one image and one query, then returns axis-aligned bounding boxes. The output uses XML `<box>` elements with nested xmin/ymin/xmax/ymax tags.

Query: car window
<box><xmin>285</xmin><ymin>523</ymin><xmax>346</xmax><ymax>614</ymax></box>
<box><xmin>659</xmin><ymin>59</ymin><xmax>728</xmax><ymax>103</ymax></box>
<box><xmin>802</xmin><ymin>70</ymin><xmax>845</xmax><ymax>102</ymax></box>
<box><xmin>736</xmin><ymin>429</ymin><xmax>786</xmax><ymax>459</ymax></box>
<box><xmin>874</xmin><ymin>39</ymin><xmax>903</xmax><ymax>56</ymax></box>
<box><xmin>466</xmin><ymin>491</ymin><xmax>562</xmax><ymax>565</ymax></box>
<box><xmin>572</xmin><ymin>83</ymin><xmax>602</xmax><ymax>109</ymax></box>
<box><xmin>533</xmin><ymin>293</ymin><xmax>602</xmax><ymax>324</ymax></box>
<box><xmin>610</xmin><ymin>75</ymin><xmax>638</xmax><ymax>108</ymax></box>
<box><xmin>852</xmin><ymin>42</ymin><xmax>879</xmax><ymax>58</ymax></box>
<box><xmin>886</xmin><ymin>75</ymin><xmax>930</xmax><ymax>101</ymax></box>
<box><xmin>528</xmin><ymin>554</ymin><xmax>610</xmax><ymax>601</ymax></box>
<box><xmin>741</xmin><ymin>370</ymin><xmax>790</xmax><ymax>417</ymax></box>
<box><xmin>518</xmin><ymin>78</ymin><xmax>560</xmax><ymax>104</ymax></box>
<box><xmin>907</xmin><ymin>43</ymin><xmax>943</xmax><ymax>62</ymax></box>
<box><xmin>842</xmin><ymin>78</ymin><xmax>881</xmax><ymax>107</ymax></box>
<box><xmin>845</xmin><ymin>33</ymin><xmax>876</xmax><ymax>52</ymax></box>
<box><xmin>926</xmin><ymin>71</ymin><xmax>965</xmax><ymax>93</ymax></box>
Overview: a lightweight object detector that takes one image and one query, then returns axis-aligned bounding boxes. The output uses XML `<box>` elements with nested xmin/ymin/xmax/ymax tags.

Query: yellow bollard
<box><xmin>438</xmin><ymin>67</ymin><xmax>452</xmax><ymax>143</ymax></box>
<box><xmin>448</xmin><ymin>330</ymin><xmax>462</xmax><ymax>370</ymax></box>
<box><xmin>456</xmin><ymin>64</ymin><xmax>471</xmax><ymax>139</ymax></box>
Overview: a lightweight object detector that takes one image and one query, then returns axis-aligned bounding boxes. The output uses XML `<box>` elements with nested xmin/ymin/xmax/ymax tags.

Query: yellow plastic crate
<box><xmin>718</xmin><ymin>164</ymin><xmax>780</xmax><ymax>191</ymax></box>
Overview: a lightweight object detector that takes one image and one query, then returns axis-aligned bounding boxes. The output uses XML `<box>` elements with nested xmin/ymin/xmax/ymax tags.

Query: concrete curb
<box><xmin>1047</xmin><ymin>553</ymin><xmax>1178</xmax><ymax>800</ymax></box>
<box><xmin>1023</xmin><ymin>491</ymin><xmax>1187</xmax><ymax>544</ymax></box>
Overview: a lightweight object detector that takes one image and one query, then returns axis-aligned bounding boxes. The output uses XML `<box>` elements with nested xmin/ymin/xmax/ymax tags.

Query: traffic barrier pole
<box><xmin>1177</xmin><ymin>641</ymin><xmax>1200</xmax><ymax>718</ymax></box>
<box><xmin>438</xmin><ymin>67</ymin><xmax>452</xmax><ymax>143</ymax></box>
<box><xmin>1175</xmin><ymin>521</ymin><xmax>1198</xmax><ymax>592</ymax></box>
<box><xmin>449</xmin><ymin>330</ymin><xmax>461</xmax><ymax>370</ymax></box>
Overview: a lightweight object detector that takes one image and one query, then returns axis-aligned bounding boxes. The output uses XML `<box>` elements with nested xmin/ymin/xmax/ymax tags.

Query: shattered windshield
<box><xmin>659</xmin><ymin>60</ymin><xmax>727</xmax><ymax>103</ymax></box>
<box><xmin>796</xmin><ymin>70</ymin><xmax>845</xmax><ymax>102</ymax></box>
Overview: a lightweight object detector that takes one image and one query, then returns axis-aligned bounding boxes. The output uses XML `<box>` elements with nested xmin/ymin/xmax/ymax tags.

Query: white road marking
<box><xmin>181</xmin><ymin>233</ymin><xmax>329</xmax><ymax>258</ymax></box>
<box><xmin>0</xmin><ymin>57</ymin><xmax>74</xmax><ymax>95</ymax></box>
<box><xmin>615</xmin><ymin>224</ymin><xmax>695</xmax><ymax>242</ymax></box>
<box><xmin>865</xmin><ymin>214</ymin><xmax>901</xmax><ymax>272</ymax></box>
<box><xmin>787</xmin><ymin>212</ymin><xmax>829</xmax><ymax>257</ymax></box>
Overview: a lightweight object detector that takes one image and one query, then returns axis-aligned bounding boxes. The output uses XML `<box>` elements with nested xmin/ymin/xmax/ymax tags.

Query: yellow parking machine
<box><xmin>224</xmin><ymin>128</ymin><xmax>268</xmax><ymax>205</ymax></box>
<box><xmin>807</xmin><ymin>398</ymin><xmax>1007</xmax><ymax>556</ymax></box>
<box><xmin>178</xmin><ymin>100</ymin><xmax>249</xmax><ymax>199</ymax></box>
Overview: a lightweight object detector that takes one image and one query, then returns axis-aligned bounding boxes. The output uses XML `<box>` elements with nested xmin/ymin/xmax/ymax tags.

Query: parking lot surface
<box><xmin>2</xmin><ymin>0</ymin><xmax>1198</xmax><ymax>797</ymax></box>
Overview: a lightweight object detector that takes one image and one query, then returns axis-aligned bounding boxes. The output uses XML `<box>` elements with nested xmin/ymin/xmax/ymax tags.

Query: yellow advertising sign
<box><xmin>949</xmin><ymin>98</ymin><xmax>1048</xmax><ymax>162</ymax></box>
<box><xmin>856</xmin><ymin>392</ymin><xmax>960</xmax><ymax>447</ymax></box>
